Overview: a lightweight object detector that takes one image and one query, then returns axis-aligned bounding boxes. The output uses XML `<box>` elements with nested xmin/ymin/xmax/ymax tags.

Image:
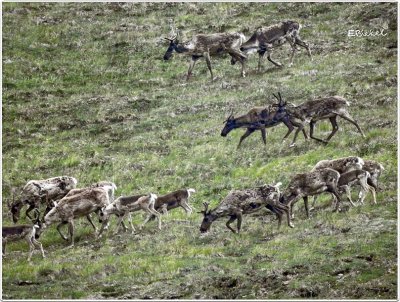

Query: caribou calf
<box><xmin>3</xmin><ymin>210</ymin><xmax>45</xmax><ymax>262</ymax></box>
<box><xmin>363</xmin><ymin>160</ymin><xmax>385</xmax><ymax>191</ymax></box>
<box><xmin>141</xmin><ymin>188</ymin><xmax>196</xmax><ymax>226</ymax></box>
<box><xmin>200</xmin><ymin>183</ymin><xmax>291</xmax><ymax>233</ymax></box>
<box><xmin>338</xmin><ymin>169</ymin><xmax>376</xmax><ymax>206</ymax></box>
<box><xmin>311</xmin><ymin>156</ymin><xmax>365</xmax><ymax>174</ymax></box>
<box><xmin>98</xmin><ymin>193</ymin><xmax>161</xmax><ymax>236</ymax></box>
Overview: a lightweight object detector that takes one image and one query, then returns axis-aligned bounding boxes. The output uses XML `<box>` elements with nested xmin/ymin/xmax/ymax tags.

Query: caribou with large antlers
<box><xmin>221</xmin><ymin>93</ymin><xmax>308</xmax><ymax>148</ymax></box>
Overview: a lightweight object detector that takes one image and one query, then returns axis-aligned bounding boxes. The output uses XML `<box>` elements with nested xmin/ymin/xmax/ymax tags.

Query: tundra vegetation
<box><xmin>2</xmin><ymin>2</ymin><xmax>397</xmax><ymax>299</ymax></box>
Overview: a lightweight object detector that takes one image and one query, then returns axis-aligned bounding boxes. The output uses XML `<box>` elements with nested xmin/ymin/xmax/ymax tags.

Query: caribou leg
<box><xmin>67</xmin><ymin>219</ymin><xmax>75</xmax><ymax>247</ymax></box>
<box><xmin>309</xmin><ymin>120</ymin><xmax>328</xmax><ymax>144</ymax></box>
<box><xmin>325</xmin><ymin>116</ymin><xmax>339</xmax><ymax>142</ymax></box>
<box><xmin>226</xmin><ymin>48</ymin><xmax>247</xmax><ymax>77</ymax></box>
<box><xmin>236</xmin><ymin>212</ymin><xmax>243</xmax><ymax>233</ymax></box>
<box><xmin>303</xmin><ymin>196</ymin><xmax>310</xmax><ymax>218</ymax></box>
<box><xmin>25</xmin><ymin>203</ymin><xmax>36</xmax><ymax>220</ymax></box>
<box><xmin>187</xmin><ymin>55</ymin><xmax>201</xmax><ymax>80</ymax></box>
<box><xmin>56</xmin><ymin>221</ymin><xmax>69</xmax><ymax>241</ymax></box>
<box><xmin>86</xmin><ymin>214</ymin><xmax>97</xmax><ymax>232</ymax></box>
<box><xmin>203</xmin><ymin>51</ymin><xmax>215</xmax><ymax>80</ymax></box>
<box><xmin>260</xmin><ymin>127</ymin><xmax>267</xmax><ymax>145</ymax></box>
<box><xmin>295</xmin><ymin>37</ymin><xmax>312</xmax><ymax>59</ymax></box>
<box><xmin>226</xmin><ymin>216</ymin><xmax>237</xmax><ymax>233</ymax></box>
<box><xmin>337</xmin><ymin>112</ymin><xmax>366</xmax><ymax>138</ymax></box>
<box><xmin>237</xmin><ymin>128</ymin><xmax>256</xmax><ymax>149</ymax></box>
<box><xmin>257</xmin><ymin>49</ymin><xmax>266</xmax><ymax>72</ymax></box>
<box><xmin>266</xmin><ymin>48</ymin><xmax>283</xmax><ymax>68</ymax></box>
<box><xmin>266</xmin><ymin>204</ymin><xmax>283</xmax><ymax>229</ymax></box>
<box><xmin>289</xmin><ymin>122</ymin><xmax>306</xmax><ymax>147</ymax></box>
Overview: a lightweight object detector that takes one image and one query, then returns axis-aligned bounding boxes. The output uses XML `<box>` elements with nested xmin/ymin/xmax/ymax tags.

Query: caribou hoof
<box><xmin>289</xmin><ymin>222</ymin><xmax>295</xmax><ymax>228</ymax></box>
<box><xmin>289</xmin><ymin>143</ymin><xmax>296</xmax><ymax>148</ymax></box>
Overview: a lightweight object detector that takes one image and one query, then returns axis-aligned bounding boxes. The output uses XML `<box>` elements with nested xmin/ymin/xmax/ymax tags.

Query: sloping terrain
<box><xmin>2</xmin><ymin>3</ymin><xmax>397</xmax><ymax>299</ymax></box>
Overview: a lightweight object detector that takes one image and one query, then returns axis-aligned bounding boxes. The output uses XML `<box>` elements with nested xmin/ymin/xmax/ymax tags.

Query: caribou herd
<box><xmin>3</xmin><ymin>19</ymin><xmax>384</xmax><ymax>262</ymax></box>
<box><xmin>3</xmin><ymin>155</ymin><xmax>383</xmax><ymax>261</ymax></box>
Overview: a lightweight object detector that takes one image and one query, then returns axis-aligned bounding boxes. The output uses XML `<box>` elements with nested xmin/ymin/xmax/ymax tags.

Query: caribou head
<box><xmin>220</xmin><ymin>111</ymin><xmax>236</xmax><ymax>137</ymax></box>
<box><xmin>199</xmin><ymin>202</ymin><xmax>218</xmax><ymax>233</ymax></box>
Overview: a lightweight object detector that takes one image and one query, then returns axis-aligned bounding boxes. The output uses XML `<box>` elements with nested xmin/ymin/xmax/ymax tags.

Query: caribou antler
<box><xmin>223</xmin><ymin>109</ymin><xmax>234</xmax><ymax>123</ymax></box>
<box><xmin>278</xmin><ymin>92</ymin><xmax>286</xmax><ymax>106</ymax></box>
<box><xmin>164</xmin><ymin>18</ymin><xmax>179</xmax><ymax>42</ymax></box>
<box><xmin>202</xmin><ymin>202</ymin><xmax>209</xmax><ymax>214</ymax></box>
<box><xmin>164</xmin><ymin>36</ymin><xmax>177</xmax><ymax>42</ymax></box>
<box><xmin>272</xmin><ymin>92</ymin><xmax>286</xmax><ymax>106</ymax></box>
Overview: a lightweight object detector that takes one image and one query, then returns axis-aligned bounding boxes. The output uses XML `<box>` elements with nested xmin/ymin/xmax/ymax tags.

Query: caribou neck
<box><xmin>174</xmin><ymin>43</ymin><xmax>189</xmax><ymax>54</ymax></box>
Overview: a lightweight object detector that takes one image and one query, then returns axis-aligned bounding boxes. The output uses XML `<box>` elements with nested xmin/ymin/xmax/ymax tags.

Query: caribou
<box><xmin>221</xmin><ymin>93</ymin><xmax>307</xmax><ymax>148</ymax></box>
<box><xmin>3</xmin><ymin>209</ymin><xmax>45</xmax><ymax>262</ymax></box>
<box><xmin>98</xmin><ymin>193</ymin><xmax>161</xmax><ymax>236</ymax></box>
<box><xmin>337</xmin><ymin>169</ymin><xmax>377</xmax><ymax>206</ymax></box>
<box><xmin>200</xmin><ymin>183</ymin><xmax>291</xmax><ymax>233</ymax></box>
<box><xmin>163</xmin><ymin>30</ymin><xmax>247</xmax><ymax>80</ymax></box>
<box><xmin>9</xmin><ymin>176</ymin><xmax>78</xmax><ymax>223</ymax></box>
<box><xmin>311</xmin><ymin>157</ymin><xmax>382</xmax><ymax>207</ymax></box>
<box><xmin>43</xmin><ymin>187</ymin><xmax>110</xmax><ymax>247</ymax></box>
<box><xmin>272</xmin><ymin>94</ymin><xmax>365</xmax><ymax>147</ymax></box>
<box><xmin>231</xmin><ymin>20</ymin><xmax>312</xmax><ymax>71</ymax></box>
<box><xmin>280</xmin><ymin>168</ymin><xmax>342</xmax><ymax>222</ymax></box>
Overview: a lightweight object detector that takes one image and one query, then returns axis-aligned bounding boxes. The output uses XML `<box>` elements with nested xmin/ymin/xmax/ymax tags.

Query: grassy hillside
<box><xmin>2</xmin><ymin>2</ymin><xmax>397</xmax><ymax>299</ymax></box>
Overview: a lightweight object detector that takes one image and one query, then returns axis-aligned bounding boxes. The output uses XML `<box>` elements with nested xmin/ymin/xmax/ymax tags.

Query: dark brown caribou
<box><xmin>221</xmin><ymin>93</ymin><xmax>308</xmax><ymax>148</ymax></box>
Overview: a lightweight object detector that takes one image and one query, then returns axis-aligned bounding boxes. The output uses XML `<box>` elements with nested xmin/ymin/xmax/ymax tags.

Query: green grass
<box><xmin>2</xmin><ymin>2</ymin><xmax>397</xmax><ymax>299</ymax></box>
